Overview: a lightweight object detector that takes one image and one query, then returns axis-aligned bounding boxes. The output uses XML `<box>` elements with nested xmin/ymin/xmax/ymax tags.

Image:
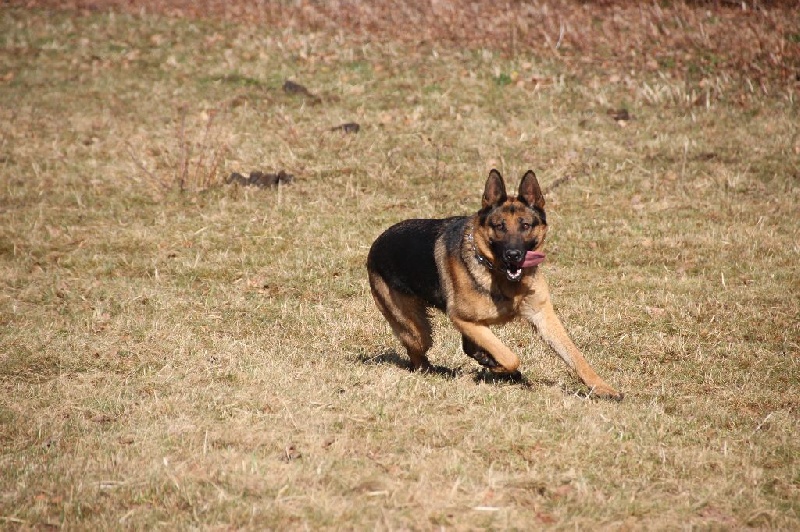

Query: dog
<box><xmin>366</xmin><ymin>169</ymin><xmax>623</xmax><ymax>400</ymax></box>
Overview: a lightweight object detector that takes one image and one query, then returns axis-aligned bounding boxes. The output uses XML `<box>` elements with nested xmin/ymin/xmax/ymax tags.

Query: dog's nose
<box><xmin>504</xmin><ymin>249</ymin><xmax>522</xmax><ymax>264</ymax></box>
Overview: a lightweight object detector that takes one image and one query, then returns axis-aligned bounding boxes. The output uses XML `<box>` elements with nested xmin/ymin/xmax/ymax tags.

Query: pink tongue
<box><xmin>522</xmin><ymin>251</ymin><xmax>546</xmax><ymax>268</ymax></box>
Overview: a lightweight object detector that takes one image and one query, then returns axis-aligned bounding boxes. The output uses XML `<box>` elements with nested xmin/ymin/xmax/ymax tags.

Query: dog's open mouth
<box><xmin>505</xmin><ymin>266</ymin><xmax>523</xmax><ymax>281</ymax></box>
<box><xmin>504</xmin><ymin>251</ymin><xmax>546</xmax><ymax>282</ymax></box>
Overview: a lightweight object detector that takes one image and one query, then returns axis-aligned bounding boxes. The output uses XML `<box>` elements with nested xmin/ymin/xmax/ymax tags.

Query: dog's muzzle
<box><xmin>503</xmin><ymin>250</ymin><xmax>546</xmax><ymax>282</ymax></box>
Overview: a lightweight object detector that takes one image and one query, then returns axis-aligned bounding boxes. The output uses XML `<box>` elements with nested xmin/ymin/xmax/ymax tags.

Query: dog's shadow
<box><xmin>471</xmin><ymin>371</ymin><xmax>602</xmax><ymax>399</ymax></box>
<box><xmin>472</xmin><ymin>369</ymin><xmax>533</xmax><ymax>387</ymax></box>
<box><xmin>359</xmin><ymin>349</ymin><xmax>460</xmax><ymax>379</ymax></box>
<box><xmin>360</xmin><ymin>349</ymin><xmax>563</xmax><ymax>391</ymax></box>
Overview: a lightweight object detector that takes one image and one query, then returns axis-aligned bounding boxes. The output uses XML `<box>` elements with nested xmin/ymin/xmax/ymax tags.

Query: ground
<box><xmin>1</xmin><ymin>1</ymin><xmax>798</xmax><ymax>529</ymax></box>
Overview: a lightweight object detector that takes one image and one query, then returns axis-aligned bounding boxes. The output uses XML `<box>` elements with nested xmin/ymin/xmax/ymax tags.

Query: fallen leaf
<box><xmin>553</xmin><ymin>484</ymin><xmax>573</xmax><ymax>498</ymax></box>
<box><xmin>282</xmin><ymin>445</ymin><xmax>301</xmax><ymax>462</ymax></box>
<box><xmin>537</xmin><ymin>512</ymin><xmax>556</xmax><ymax>524</ymax></box>
<box><xmin>330</xmin><ymin>122</ymin><xmax>360</xmax><ymax>133</ymax></box>
<box><xmin>608</xmin><ymin>108</ymin><xmax>631</xmax><ymax>121</ymax></box>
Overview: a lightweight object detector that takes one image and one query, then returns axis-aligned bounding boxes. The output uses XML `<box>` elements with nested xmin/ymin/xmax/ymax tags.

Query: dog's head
<box><xmin>476</xmin><ymin>169</ymin><xmax>548</xmax><ymax>282</ymax></box>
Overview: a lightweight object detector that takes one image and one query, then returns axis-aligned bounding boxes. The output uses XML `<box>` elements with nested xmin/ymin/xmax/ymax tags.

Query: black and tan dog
<box><xmin>367</xmin><ymin>169</ymin><xmax>623</xmax><ymax>400</ymax></box>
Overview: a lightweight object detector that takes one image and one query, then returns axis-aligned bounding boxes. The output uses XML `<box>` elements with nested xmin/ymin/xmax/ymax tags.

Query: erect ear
<box><xmin>482</xmin><ymin>169</ymin><xmax>507</xmax><ymax>209</ymax></box>
<box><xmin>518</xmin><ymin>170</ymin><xmax>545</xmax><ymax>210</ymax></box>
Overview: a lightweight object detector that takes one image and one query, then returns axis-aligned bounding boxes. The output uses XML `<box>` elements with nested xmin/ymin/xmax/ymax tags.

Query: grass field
<box><xmin>1</xmin><ymin>3</ymin><xmax>799</xmax><ymax>529</ymax></box>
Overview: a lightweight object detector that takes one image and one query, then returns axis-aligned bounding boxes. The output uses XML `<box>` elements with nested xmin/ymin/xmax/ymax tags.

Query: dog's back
<box><xmin>367</xmin><ymin>217</ymin><xmax>465</xmax><ymax>311</ymax></box>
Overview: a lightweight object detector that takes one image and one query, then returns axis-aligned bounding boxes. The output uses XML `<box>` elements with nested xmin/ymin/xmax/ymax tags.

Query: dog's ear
<box><xmin>518</xmin><ymin>170</ymin><xmax>545</xmax><ymax>210</ymax></box>
<box><xmin>482</xmin><ymin>169</ymin><xmax>508</xmax><ymax>208</ymax></box>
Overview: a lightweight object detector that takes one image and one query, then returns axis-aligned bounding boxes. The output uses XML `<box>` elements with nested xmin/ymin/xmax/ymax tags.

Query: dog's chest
<box><xmin>485</xmin><ymin>285</ymin><xmax>528</xmax><ymax>320</ymax></box>
<box><xmin>455</xmin><ymin>278</ymin><xmax>530</xmax><ymax>324</ymax></box>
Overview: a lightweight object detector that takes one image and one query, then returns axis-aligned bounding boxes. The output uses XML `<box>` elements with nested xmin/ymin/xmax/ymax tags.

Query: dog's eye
<box><xmin>491</xmin><ymin>221</ymin><xmax>506</xmax><ymax>232</ymax></box>
<box><xmin>520</xmin><ymin>222</ymin><xmax>531</xmax><ymax>231</ymax></box>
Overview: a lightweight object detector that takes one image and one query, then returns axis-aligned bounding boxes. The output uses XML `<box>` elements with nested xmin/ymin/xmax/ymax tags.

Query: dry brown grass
<box><xmin>1</xmin><ymin>3</ymin><xmax>799</xmax><ymax>529</ymax></box>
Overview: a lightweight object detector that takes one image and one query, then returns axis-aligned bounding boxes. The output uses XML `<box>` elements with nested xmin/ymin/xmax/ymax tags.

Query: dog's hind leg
<box><xmin>369</xmin><ymin>273</ymin><xmax>433</xmax><ymax>371</ymax></box>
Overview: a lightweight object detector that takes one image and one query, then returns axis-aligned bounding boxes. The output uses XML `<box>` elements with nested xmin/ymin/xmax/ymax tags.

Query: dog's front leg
<box><xmin>450</xmin><ymin>317</ymin><xmax>521</xmax><ymax>374</ymax></box>
<box><xmin>522</xmin><ymin>280</ymin><xmax>624</xmax><ymax>400</ymax></box>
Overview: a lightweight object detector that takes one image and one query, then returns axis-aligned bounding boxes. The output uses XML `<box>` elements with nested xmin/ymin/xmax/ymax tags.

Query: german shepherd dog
<box><xmin>367</xmin><ymin>169</ymin><xmax>623</xmax><ymax>400</ymax></box>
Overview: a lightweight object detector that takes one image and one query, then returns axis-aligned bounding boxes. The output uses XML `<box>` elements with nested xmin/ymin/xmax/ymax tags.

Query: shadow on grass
<box><xmin>358</xmin><ymin>350</ymin><xmax>596</xmax><ymax>397</ymax></box>
<box><xmin>472</xmin><ymin>371</ymin><xmax>608</xmax><ymax>401</ymax></box>
<box><xmin>359</xmin><ymin>349</ymin><xmax>459</xmax><ymax>379</ymax></box>
<box><xmin>472</xmin><ymin>368</ymin><xmax>533</xmax><ymax>387</ymax></box>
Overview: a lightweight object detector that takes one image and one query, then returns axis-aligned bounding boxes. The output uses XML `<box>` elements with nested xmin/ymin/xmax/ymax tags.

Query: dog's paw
<box><xmin>589</xmin><ymin>383</ymin><xmax>624</xmax><ymax>401</ymax></box>
<box><xmin>468</xmin><ymin>349</ymin><xmax>499</xmax><ymax>369</ymax></box>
